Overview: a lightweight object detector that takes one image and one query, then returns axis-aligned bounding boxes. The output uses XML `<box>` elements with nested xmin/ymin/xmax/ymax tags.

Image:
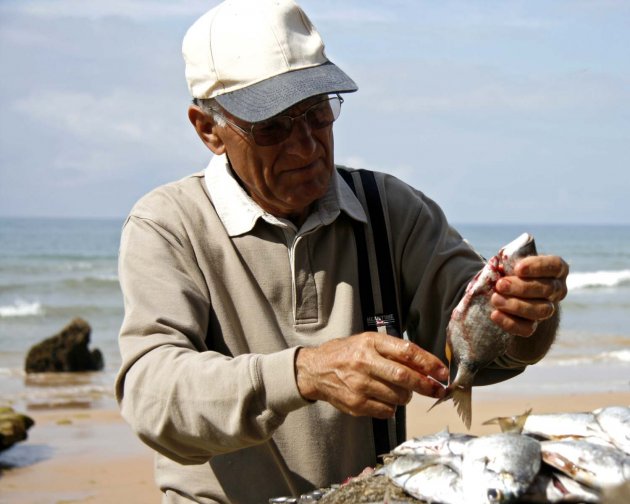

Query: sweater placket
<box><xmin>283</xmin><ymin>228</ymin><xmax>319</xmax><ymax>325</ymax></box>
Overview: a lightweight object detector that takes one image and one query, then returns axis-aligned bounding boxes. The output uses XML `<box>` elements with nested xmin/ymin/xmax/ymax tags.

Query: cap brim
<box><xmin>214</xmin><ymin>61</ymin><xmax>358</xmax><ymax>122</ymax></box>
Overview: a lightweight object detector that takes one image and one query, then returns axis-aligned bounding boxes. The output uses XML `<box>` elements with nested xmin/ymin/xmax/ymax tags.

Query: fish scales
<box><xmin>431</xmin><ymin>233</ymin><xmax>538</xmax><ymax>429</ymax></box>
<box><xmin>385</xmin><ymin>453</ymin><xmax>464</xmax><ymax>504</ymax></box>
<box><xmin>541</xmin><ymin>438</ymin><xmax>630</xmax><ymax>489</ymax></box>
<box><xmin>523</xmin><ymin>411</ymin><xmax>601</xmax><ymax>439</ymax></box>
<box><xmin>461</xmin><ymin>433</ymin><xmax>541</xmax><ymax>503</ymax></box>
<box><xmin>389</xmin><ymin>429</ymin><xmax>475</xmax><ymax>458</ymax></box>
<box><xmin>522</xmin><ymin>469</ymin><xmax>600</xmax><ymax>503</ymax></box>
<box><xmin>594</xmin><ymin>406</ymin><xmax>630</xmax><ymax>455</ymax></box>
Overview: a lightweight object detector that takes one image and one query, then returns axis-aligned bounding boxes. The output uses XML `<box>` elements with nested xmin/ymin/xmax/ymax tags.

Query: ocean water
<box><xmin>0</xmin><ymin>218</ymin><xmax>628</xmax><ymax>410</ymax></box>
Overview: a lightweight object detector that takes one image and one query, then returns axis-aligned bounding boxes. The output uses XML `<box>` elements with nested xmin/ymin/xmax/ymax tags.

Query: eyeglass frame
<box><xmin>205</xmin><ymin>94</ymin><xmax>344</xmax><ymax>147</ymax></box>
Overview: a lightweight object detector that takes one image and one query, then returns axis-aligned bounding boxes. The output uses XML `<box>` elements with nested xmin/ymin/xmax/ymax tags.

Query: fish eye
<box><xmin>487</xmin><ymin>488</ymin><xmax>503</xmax><ymax>502</ymax></box>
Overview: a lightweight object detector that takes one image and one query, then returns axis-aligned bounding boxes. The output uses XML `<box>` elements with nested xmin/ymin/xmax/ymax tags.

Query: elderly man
<box><xmin>116</xmin><ymin>0</ymin><xmax>568</xmax><ymax>502</ymax></box>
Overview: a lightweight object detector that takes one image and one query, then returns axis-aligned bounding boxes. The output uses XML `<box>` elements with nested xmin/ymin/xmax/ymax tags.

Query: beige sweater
<box><xmin>116</xmin><ymin>157</ymin><xmax>524</xmax><ymax>503</ymax></box>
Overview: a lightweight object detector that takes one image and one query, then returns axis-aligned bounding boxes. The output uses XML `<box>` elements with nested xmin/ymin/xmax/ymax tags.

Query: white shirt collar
<box><xmin>204</xmin><ymin>154</ymin><xmax>366</xmax><ymax>237</ymax></box>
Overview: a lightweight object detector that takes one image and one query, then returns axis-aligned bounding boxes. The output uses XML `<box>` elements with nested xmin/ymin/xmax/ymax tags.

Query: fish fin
<box><xmin>452</xmin><ymin>386</ymin><xmax>472</xmax><ymax>430</ymax></box>
<box><xmin>427</xmin><ymin>387</ymin><xmax>453</xmax><ymax>413</ymax></box>
<box><xmin>513</xmin><ymin>408</ymin><xmax>533</xmax><ymax>432</ymax></box>
<box><xmin>445</xmin><ymin>339</ymin><xmax>453</xmax><ymax>365</ymax></box>
<box><xmin>482</xmin><ymin>408</ymin><xmax>532</xmax><ymax>434</ymax></box>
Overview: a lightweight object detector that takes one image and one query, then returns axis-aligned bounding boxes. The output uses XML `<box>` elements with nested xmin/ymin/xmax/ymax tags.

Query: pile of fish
<box><xmin>380</xmin><ymin>405</ymin><xmax>630</xmax><ymax>503</ymax></box>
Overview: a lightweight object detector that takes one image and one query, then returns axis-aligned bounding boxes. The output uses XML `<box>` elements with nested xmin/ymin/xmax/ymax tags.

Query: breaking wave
<box><xmin>0</xmin><ymin>299</ymin><xmax>44</xmax><ymax>318</ymax></box>
<box><xmin>567</xmin><ymin>269</ymin><xmax>630</xmax><ymax>291</ymax></box>
<box><xmin>545</xmin><ymin>349</ymin><xmax>630</xmax><ymax>366</ymax></box>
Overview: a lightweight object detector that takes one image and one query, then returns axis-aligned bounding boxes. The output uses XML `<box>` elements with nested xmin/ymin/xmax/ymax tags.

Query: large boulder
<box><xmin>24</xmin><ymin>318</ymin><xmax>104</xmax><ymax>373</ymax></box>
<box><xmin>0</xmin><ymin>407</ymin><xmax>35</xmax><ymax>452</ymax></box>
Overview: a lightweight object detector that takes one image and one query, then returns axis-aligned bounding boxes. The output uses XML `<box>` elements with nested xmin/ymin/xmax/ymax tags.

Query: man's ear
<box><xmin>188</xmin><ymin>105</ymin><xmax>226</xmax><ymax>155</ymax></box>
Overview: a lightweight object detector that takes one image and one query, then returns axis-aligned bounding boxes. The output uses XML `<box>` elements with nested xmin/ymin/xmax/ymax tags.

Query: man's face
<box><xmin>216</xmin><ymin>96</ymin><xmax>335</xmax><ymax>223</ymax></box>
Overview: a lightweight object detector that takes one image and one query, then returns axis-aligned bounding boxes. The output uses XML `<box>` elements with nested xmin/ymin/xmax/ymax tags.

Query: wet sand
<box><xmin>1</xmin><ymin>391</ymin><xmax>628</xmax><ymax>503</ymax></box>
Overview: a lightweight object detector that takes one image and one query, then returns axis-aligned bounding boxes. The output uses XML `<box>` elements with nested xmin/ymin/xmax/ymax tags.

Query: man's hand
<box><xmin>295</xmin><ymin>333</ymin><xmax>448</xmax><ymax>419</ymax></box>
<box><xmin>490</xmin><ymin>254</ymin><xmax>569</xmax><ymax>337</ymax></box>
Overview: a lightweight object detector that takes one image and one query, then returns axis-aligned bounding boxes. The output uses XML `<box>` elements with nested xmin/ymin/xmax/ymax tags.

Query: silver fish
<box><xmin>523</xmin><ymin>411</ymin><xmax>604</xmax><ymax>440</ymax></box>
<box><xmin>521</xmin><ymin>408</ymin><xmax>630</xmax><ymax>453</ymax></box>
<box><xmin>461</xmin><ymin>432</ymin><xmax>541</xmax><ymax>503</ymax></box>
<box><xmin>389</xmin><ymin>428</ymin><xmax>475</xmax><ymax>458</ymax></box>
<box><xmin>541</xmin><ymin>438</ymin><xmax>630</xmax><ymax>489</ymax></box>
<box><xmin>431</xmin><ymin>233</ymin><xmax>538</xmax><ymax>428</ymax></box>
<box><xmin>385</xmin><ymin>453</ymin><xmax>464</xmax><ymax>504</ymax></box>
<box><xmin>522</xmin><ymin>469</ymin><xmax>600</xmax><ymax>503</ymax></box>
<box><xmin>594</xmin><ymin>406</ymin><xmax>630</xmax><ymax>455</ymax></box>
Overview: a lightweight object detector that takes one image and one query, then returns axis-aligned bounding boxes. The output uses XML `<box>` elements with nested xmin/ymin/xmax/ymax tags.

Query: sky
<box><xmin>0</xmin><ymin>0</ymin><xmax>629</xmax><ymax>224</ymax></box>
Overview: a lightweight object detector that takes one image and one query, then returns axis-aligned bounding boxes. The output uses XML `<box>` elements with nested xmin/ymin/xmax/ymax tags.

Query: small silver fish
<box><xmin>523</xmin><ymin>411</ymin><xmax>604</xmax><ymax>440</ymax></box>
<box><xmin>522</xmin><ymin>468</ymin><xmax>600</xmax><ymax>503</ymax></box>
<box><xmin>431</xmin><ymin>233</ymin><xmax>538</xmax><ymax>428</ymax></box>
<box><xmin>521</xmin><ymin>407</ymin><xmax>630</xmax><ymax>454</ymax></box>
<box><xmin>385</xmin><ymin>453</ymin><xmax>464</xmax><ymax>504</ymax></box>
<box><xmin>461</xmin><ymin>432</ymin><xmax>542</xmax><ymax>503</ymax></box>
<box><xmin>541</xmin><ymin>438</ymin><xmax>630</xmax><ymax>489</ymax></box>
<box><xmin>594</xmin><ymin>406</ymin><xmax>630</xmax><ymax>455</ymax></box>
<box><xmin>389</xmin><ymin>428</ymin><xmax>475</xmax><ymax>458</ymax></box>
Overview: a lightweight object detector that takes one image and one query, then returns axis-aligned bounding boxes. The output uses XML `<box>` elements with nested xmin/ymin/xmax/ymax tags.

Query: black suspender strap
<box><xmin>357</xmin><ymin>170</ymin><xmax>401</xmax><ymax>337</ymax></box>
<box><xmin>337</xmin><ymin>170</ymin><xmax>375</xmax><ymax>323</ymax></box>
<box><xmin>338</xmin><ymin>167</ymin><xmax>406</xmax><ymax>459</ymax></box>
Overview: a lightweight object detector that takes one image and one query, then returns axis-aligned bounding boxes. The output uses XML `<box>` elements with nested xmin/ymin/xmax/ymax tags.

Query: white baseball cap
<box><xmin>182</xmin><ymin>0</ymin><xmax>358</xmax><ymax>122</ymax></box>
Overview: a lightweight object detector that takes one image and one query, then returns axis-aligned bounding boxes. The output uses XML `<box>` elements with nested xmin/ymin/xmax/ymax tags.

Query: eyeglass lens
<box><xmin>251</xmin><ymin>96</ymin><xmax>342</xmax><ymax>146</ymax></box>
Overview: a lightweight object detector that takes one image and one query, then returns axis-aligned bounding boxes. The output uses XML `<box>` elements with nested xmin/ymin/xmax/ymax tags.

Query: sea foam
<box><xmin>544</xmin><ymin>348</ymin><xmax>630</xmax><ymax>366</ymax></box>
<box><xmin>567</xmin><ymin>269</ymin><xmax>630</xmax><ymax>291</ymax></box>
<box><xmin>0</xmin><ymin>299</ymin><xmax>44</xmax><ymax>318</ymax></box>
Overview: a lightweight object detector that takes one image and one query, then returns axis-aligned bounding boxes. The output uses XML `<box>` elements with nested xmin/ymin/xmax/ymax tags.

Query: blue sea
<box><xmin>0</xmin><ymin>218</ymin><xmax>629</xmax><ymax>410</ymax></box>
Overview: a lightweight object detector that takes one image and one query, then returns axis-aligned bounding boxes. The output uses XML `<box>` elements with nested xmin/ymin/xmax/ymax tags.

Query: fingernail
<box><xmin>492</xmin><ymin>293</ymin><xmax>506</xmax><ymax>308</ymax></box>
<box><xmin>497</xmin><ymin>278</ymin><xmax>510</xmax><ymax>293</ymax></box>
<box><xmin>437</xmin><ymin>367</ymin><xmax>449</xmax><ymax>381</ymax></box>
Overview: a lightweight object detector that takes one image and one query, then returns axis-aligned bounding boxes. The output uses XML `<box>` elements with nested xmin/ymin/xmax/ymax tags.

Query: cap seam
<box><xmin>297</xmin><ymin>8</ymin><xmax>318</xmax><ymax>46</ymax></box>
<box><xmin>207</xmin><ymin>3</ymin><xmax>224</xmax><ymax>93</ymax></box>
<box><xmin>269</xmin><ymin>24</ymin><xmax>290</xmax><ymax>70</ymax></box>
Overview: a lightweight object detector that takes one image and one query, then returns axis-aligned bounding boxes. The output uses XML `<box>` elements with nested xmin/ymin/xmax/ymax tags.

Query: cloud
<box><xmin>336</xmin><ymin>155</ymin><xmax>415</xmax><ymax>183</ymax></box>
<box><xmin>348</xmin><ymin>61</ymin><xmax>629</xmax><ymax>120</ymax></box>
<box><xmin>11</xmin><ymin>89</ymin><xmax>199</xmax><ymax>177</ymax></box>
<box><xmin>15</xmin><ymin>91</ymin><xmax>147</xmax><ymax>143</ymax></box>
<box><xmin>1</xmin><ymin>0</ymin><xmax>628</xmax><ymax>222</ymax></box>
<box><xmin>0</xmin><ymin>0</ymin><xmax>217</xmax><ymax>21</ymax></box>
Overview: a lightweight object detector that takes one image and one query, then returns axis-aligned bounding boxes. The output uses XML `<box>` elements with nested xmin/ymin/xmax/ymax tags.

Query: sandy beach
<box><xmin>1</xmin><ymin>391</ymin><xmax>628</xmax><ymax>503</ymax></box>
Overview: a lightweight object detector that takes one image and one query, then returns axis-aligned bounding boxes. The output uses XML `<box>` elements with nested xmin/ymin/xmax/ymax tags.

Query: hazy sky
<box><xmin>1</xmin><ymin>0</ymin><xmax>629</xmax><ymax>223</ymax></box>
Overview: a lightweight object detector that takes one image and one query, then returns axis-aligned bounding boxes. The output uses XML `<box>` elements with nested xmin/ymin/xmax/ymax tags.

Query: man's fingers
<box><xmin>514</xmin><ymin>255</ymin><xmax>570</xmax><ymax>279</ymax></box>
<box><xmin>372</xmin><ymin>336</ymin><xmax>449</xmax><ymax>382</ymax></box>
<box><xmin>366</xmin><ymin>359</ymin><xmax>446</xmax><ymax>399</ymax></box>
<box><xmin>295</xmin><ymin>334</ymin><xmax>449</xmax><ymax>419</ymax></box>
<box><xmin>491</xmin><ymin>293</ymin><xmax>556</xmax><ymax>321</ymax></box>
<box><xmin>490</xmin><ymin>310</ymin><xmax>538</xmax><ymax>338</ymax></box>
<box><xmin>496</xmin><ymin>275</ymin><xmax>567</xmax><ymax>303</ymax></box>
<box><xmin>336</xmin><ymin>397</ymin><xmax>397</xmax><ymax>419</ymax></box>
<box><xmin>496</xmin><ymin>277</ymin><xmax>563</xmax><ymax>300</ymax></box>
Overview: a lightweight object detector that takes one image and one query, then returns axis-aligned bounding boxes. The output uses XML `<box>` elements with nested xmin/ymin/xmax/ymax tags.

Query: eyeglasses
<box><xmin>211</xmin><ymin>95</ymin><xmax>343</xmax><ymax>146</ymax></box>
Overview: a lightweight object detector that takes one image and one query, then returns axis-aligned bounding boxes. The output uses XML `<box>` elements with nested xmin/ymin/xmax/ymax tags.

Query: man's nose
<box><xmin>285</xmin><ymin>117</ymin><xmax>317</xmax><ymax>157</ymax></box>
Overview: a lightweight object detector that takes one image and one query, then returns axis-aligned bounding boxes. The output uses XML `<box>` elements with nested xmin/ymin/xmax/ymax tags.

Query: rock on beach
<box><xmin>24</xmin><ymin>317</ymin><xmax>104</xmax><ymax>373</ymax></box>
<box><xmin>0</xmin><ymin>407</ymin><xmax>35</xmax><ymax>452</ymax></box>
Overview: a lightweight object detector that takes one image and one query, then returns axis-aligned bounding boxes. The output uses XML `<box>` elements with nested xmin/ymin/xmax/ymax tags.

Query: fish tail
<box><xmin>482</xmin><ymin>407</ymin><xmax>533</xmax><ymax>433</ymax></box>
<box><xmin>427</xmin><ymin>385</ymin><xmax>473</xmax><ymax>430</ymax></box>
<box><xmin>452</xmin><ymin>386</ymin><xmax>472</xmax><ymax>430</ymax></box>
